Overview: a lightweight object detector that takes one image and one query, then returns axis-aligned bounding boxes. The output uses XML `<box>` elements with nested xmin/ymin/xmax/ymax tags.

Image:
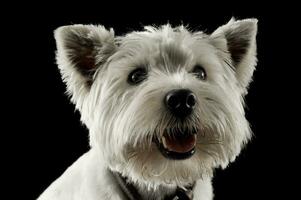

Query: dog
<box><xmin>38</xmin><ymin>18</ymin><xmax>258</xmax><ymax>200</ymax></box>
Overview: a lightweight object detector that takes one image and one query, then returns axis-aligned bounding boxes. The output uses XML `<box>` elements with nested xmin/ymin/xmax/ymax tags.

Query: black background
<box><xmin>5</xmin><ymin>2</ymin><xmax>297</xmax><ymax>200</ymax></box>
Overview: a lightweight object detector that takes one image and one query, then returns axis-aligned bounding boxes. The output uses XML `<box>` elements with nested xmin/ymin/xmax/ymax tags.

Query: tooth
<box><xmin>162</xmin><ymin>136</ymin><xmax>168</xmax><ymax>149</ymax></box>
<box><xmin>193</xmin><ymin>134</ymin><xmax>197</xmax><ymax>144</ymax></box>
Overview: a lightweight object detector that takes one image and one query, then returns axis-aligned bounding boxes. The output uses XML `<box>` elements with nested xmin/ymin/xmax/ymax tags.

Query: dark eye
<box><xmin>128</xmin><ymin>68</ymin><xmax>148</xmax><ymax>85</ymax></box>
<box><xmin>192</xmin><ymin>65</ymin><xmax>207</xmax><ymax>80</ymax></box>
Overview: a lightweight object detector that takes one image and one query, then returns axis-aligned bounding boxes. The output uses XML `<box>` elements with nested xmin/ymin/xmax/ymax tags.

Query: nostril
<box><xmin>166</xmin><ymin>93</ymin><xmax>181</xmax><ymax>109</ymax></box>
<box><xmin>186</xmin><ymin>93</ymin><xmax>196</xmax><ymax>108</ymax></box>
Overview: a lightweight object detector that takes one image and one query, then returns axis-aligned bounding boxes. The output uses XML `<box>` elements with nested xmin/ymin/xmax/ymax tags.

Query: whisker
<box><xmin>197</xmin><ymin>141</ymin><xmax>223</xmax><ymax>145</ymax></box>
<box><xmin>197</xmin><ymin>146</ymin><xmax>219</xmax><ymax>164</ymax></box>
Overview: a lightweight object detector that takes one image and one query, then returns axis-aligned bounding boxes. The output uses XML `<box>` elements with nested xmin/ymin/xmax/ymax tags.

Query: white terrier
<box><xmin>38</xmin><ymin>18</ymin><xmax>258</xmax><ymax>200</ymax></box>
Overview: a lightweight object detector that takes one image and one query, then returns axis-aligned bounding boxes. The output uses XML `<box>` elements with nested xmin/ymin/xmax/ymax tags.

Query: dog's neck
<box><xmin>110</xmin><ymin>170</ymin><xmax>195</xmax><ymax>200</ymax></box>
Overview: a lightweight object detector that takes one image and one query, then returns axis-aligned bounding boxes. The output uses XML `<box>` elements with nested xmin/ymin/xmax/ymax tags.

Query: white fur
<box><xmin>38</xmin><ymin>18</ymin><xmax>258</xmax><ymax>200</ymax></box>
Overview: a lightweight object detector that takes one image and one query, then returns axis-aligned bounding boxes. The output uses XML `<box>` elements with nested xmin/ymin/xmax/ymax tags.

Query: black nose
<box><xmin>165</xmin><ymin>89</ymin><xmax>196</xmax><ymax>118</ymax></box>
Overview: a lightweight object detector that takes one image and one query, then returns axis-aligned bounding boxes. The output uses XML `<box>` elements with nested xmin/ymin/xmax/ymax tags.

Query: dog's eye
<box><xmin>192</xmin><ymin>65</ymin><xmax>207</xmax><ymax>80</ymax></box>
<box><xmin>128</xmin><ymin>68</ymin><xmax>147</xmax><ymax>85</ymax></box>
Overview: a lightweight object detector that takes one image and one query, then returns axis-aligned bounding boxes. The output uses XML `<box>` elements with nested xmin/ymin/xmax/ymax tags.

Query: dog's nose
<box><xmin>165</xmin><ymin>89</ymin><xmax>196</xmax><ymax>118</ymax></box>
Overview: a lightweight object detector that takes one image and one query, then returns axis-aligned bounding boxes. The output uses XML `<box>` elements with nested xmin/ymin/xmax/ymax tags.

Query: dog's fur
<box><xmin>38</xmin><ymin>18</ymin><xmax>258</xmax><ymax>200</ymax></box>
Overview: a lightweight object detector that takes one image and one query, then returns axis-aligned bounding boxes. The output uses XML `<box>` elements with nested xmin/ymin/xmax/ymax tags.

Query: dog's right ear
<box><xmin>210</xmin><ymin>18</ymin><xmax>258</xmax><ymax>95</ymax></box>
<box><xmin>54</xmin><ymin>25</ymin><xmax>116</xmax><ymax>103</ymax></box>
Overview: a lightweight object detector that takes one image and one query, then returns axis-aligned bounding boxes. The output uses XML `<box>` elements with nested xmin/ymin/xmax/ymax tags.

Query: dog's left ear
<box><xmin>54</xmin><ymin>25</ymin><xmax>116</xmax><ymax>104</ymax></box>
<box><xmin>210</xmin><ymin>18</ymin><xmax>258</xmax><ymax>94</ymax></box>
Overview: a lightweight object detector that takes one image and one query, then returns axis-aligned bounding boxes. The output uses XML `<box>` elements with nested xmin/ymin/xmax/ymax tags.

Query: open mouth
<box><xmin>154</xmin><ymin>129</ymin><xmax>197</xmax><ymax>160</ymax></box>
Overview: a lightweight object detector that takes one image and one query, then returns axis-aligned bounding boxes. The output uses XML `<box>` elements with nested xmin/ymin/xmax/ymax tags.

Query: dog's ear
<box><xmin>54</xmin><ymin>25</ymin><xmax>116</xmax><ymax>103</ymax></box>
<box><xmin>210</xmin><ymin>18</ymin><xmax>258</xmax><ymax>94</ymax></box>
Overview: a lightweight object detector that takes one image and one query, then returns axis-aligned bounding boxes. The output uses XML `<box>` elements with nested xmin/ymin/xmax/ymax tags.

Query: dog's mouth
<box><xmin>154</xmin><ymin>129</ymin><xmax>197</xmax><ymax>160</ymax></box>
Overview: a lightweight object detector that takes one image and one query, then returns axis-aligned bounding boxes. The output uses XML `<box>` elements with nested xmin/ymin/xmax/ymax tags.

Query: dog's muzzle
<box><xmin>154</xmin><ymin>89</ymin><xmax>198</xmax><ymax>160</ymax></box>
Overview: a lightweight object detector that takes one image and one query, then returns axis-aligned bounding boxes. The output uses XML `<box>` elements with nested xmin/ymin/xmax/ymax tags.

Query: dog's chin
<box><xmin>153</xmin><ymin>128</ymin><xmax>198</xmax><ymax>160</ymax></box>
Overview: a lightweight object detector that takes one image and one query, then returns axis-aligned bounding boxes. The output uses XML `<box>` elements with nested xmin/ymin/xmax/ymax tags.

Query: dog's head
<box><xmin>54</xmin><ymin>18</ymin><xmax>257</xmax><ymax>188</ymax></box>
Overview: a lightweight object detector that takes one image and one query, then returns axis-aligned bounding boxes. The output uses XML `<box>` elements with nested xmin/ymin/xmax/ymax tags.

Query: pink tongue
<box><xmin>164</xmin><ymin>134</ymin><xmax>196</xmax><ymax>153</ymax></box>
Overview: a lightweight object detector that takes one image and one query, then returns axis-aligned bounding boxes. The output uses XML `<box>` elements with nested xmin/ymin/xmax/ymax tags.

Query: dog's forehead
<box><xmin>113</xmin><ymin>25</ymin><xmax>210</xmax><ymax>70</ymax></box>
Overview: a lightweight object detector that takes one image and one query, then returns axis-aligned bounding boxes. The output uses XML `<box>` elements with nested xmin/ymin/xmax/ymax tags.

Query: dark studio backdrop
<box><xmin>5</xmin><ymin>2</ymin><xmax>297</xmax><ymax>200</ymax></box>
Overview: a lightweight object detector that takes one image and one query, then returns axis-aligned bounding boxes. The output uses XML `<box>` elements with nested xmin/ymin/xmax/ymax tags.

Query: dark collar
<box><xmin>111</xmin><ymin>170</ymin><xmax>195</xmax><ymax>200</ymax></box>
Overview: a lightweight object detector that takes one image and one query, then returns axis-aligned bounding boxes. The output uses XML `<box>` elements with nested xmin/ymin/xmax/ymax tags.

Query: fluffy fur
<box><xmin>38</xmin><ymin>18</ymin><xmax>258</xmax><ymax>200</ymax></box>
